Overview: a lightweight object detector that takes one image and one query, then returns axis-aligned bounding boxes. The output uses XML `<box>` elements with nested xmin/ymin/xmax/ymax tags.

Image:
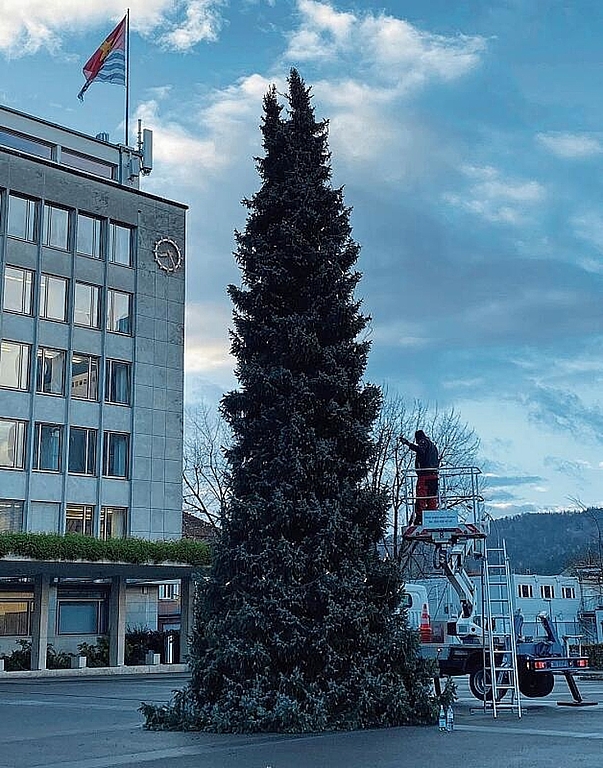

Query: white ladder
<box><xmin>482</xmin><ymin>542</ymin><xmax>522</xmax><ymax>717</ymax></box>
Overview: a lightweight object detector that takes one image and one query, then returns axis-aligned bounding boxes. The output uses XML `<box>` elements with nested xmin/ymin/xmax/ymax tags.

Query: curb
<box><xmin>0</xmin><ymin>663</ymin><xmax>188</xmax><ymax>679</ymax></box>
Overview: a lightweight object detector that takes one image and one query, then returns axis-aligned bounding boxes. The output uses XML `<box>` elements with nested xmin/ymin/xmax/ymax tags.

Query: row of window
<box><xmin>0</xmin><ymin>342</ymin><xmax>130</xmax><ymax>403</ymax></box>
<box><xmin>3</xmin><ymin>265</ymin><xmax>132</xmax><ymax>333</ymax></box>
<box><xmin>0</xmin><ymin>126</ymin><xmax>116</xmax><ymax>180</ymax></box>
<box><xmin>6</xmin><ymin>193</ymin><xmax>133</xmax><ymax>264</ymax></box>
<box><xmin>0</xmin><ymin>596</ymin><xmax>107</xmax><ymax>636</ymax></box>
<box><xmin>517</xmin><ymin>584</ymin><xmax>576</xmax><ymax>600</ymax></box>
<box><xmin>0</xmin><ymin>420</ymin><xmax>129</xmax><ymax>477</ymax></box>
<box><xmin>0</xmin><ymin>499</ymin><xmax>126</xmax><ymax>537</ymax></box>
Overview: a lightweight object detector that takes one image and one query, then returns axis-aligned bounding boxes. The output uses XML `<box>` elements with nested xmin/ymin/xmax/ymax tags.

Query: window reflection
<box><xmin>33</xmin><ymin>423</ymin><xmax>62</xmax><ymax>471</ymax></box>
<box><xmin>74</xmin><ymin>283</ymin><xmax>100</xmax><ymax>327</ymax></box>
<box><xmin>40</xmin><ymin>274</ymin><xmax>68</xmax><ymax>322</ymax></box>
<box><xmin>71</xmin><ymin>353</ymin><xmax>99</xmax><ymax>400</ymax></box>
<box><xmin>0</xmin><ymin>341</ymin><xmax>30</xmax><ymax>390</ymax></box>
<box><xmin>0</xmin><ymin>419</ymin><xmax>26</xmax><ymax>469</ymax></box>
<box><xmin>3</xmin><ymin>267</ymin><xmax>33</xmax><ymax>315</ymax></box>
<box><xmin>36</xmin><ymin>348</ymin><xmax>65</xmax><ymax>395</ymax></box>
<box><xmin>7</xmin><ymin>195</ymin><xmax>36</xmax><ymax>241</ymax></box>
<box><xmin>107</xmin><ymin>289</ymin><xmax>132</xmax><ymax>334</ymax></box>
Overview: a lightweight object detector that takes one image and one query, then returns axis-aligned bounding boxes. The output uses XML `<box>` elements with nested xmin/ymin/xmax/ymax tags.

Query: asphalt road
<box><xmin>1</xmin><ymin>672</ymin><xmax>603</xmax><ymax>767</ymax></box>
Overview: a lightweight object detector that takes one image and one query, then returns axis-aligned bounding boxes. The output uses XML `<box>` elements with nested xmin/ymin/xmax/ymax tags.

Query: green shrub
<box><xmin>0</xmin><ymin>533</ymin><xmax>211</xmax><ymax>567</ymax></box>
<box><xmin>78</xmin><ymin>637</ymin><xmax>110</xmax><ymax>668</ymax></box>
<box><xmin>1</xmin><ymin>640</ymin><xmax>72</xmax><ymax>670</ymax></box>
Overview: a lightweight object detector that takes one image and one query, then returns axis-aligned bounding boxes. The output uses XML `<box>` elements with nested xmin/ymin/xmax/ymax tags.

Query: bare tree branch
<box><xmin>183</xmin><ymin>402</ymin><xmax>232</xmax><ymax>531</ymax></box>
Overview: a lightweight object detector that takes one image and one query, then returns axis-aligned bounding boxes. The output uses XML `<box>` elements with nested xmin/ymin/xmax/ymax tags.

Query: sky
<box><xmin>1</xmin><ymin>0</ymin><xmax>603</xmax><ymax>518</ymax></box>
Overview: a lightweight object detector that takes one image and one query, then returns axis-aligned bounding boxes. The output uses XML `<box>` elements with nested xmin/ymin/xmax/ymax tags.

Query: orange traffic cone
<box><xmin>419</xmin><ymin>603</ymin><xmax>432</xmax><ymax>642</ymax></box>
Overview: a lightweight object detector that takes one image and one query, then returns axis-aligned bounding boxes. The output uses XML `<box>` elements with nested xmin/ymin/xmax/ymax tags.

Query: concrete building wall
<box><xmin>0</xmin><ymin>115</ymin><xmax>186</xmax><ymax>540</ymax></box>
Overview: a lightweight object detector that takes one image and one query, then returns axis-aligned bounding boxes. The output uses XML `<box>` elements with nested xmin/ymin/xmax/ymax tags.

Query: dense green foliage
<box><xmin>0</xmin><ymin>532</ymin><xmax>210</xmax><ymax>567</ymax></box>
<box><xmin>143</xmin><ymin>70</ymin><xmax>437</xmax><ymax>733</ymax></box>
<box><xmin>491</xmin><ymin>508</ymin><xmax>603</xmax><ymax>574</ymax></box>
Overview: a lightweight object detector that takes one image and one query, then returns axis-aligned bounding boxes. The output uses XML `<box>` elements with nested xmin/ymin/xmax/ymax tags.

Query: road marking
<box><xmin>457</xmin><ymin>724</ymin><xmax>603</xmax><ymax>739</ymax></box>
<box><xmin>36</xmin><ymin>733</ymin><xmax>330</xmax><ymax>768</ymax></box>
<box><xmin>0</xmin><ymin>698</ymin><xmax>135</xmax><ymax>711</ymax></box>
<box><xmin>0</xmin><ymin>722</ymin><xmax>140</xmax><ymax>744</ymax></box>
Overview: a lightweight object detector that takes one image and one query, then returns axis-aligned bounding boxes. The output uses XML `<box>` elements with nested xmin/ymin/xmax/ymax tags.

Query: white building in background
<box><xmin>419</xmin><ymin>572</ymin><xmax>584</xmax><ymax>644</ymax></box>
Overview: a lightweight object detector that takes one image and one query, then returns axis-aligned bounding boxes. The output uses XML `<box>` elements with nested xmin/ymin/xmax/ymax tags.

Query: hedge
<box><xmin>0</xmin><ymin>532</ymin><xmax>211</xmax><ymax>567</ymax></box>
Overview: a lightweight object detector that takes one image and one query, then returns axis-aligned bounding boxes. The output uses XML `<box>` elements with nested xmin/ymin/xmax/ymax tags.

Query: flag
<box><xmin>78</xmin><ymin>15</ymin><xmax>127</xmax><ymax>102</ymax></box>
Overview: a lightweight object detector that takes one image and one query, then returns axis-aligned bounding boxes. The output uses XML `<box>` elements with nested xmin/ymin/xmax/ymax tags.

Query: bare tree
<box><xmin>183</xmin><ymin>403</ymin><xmax>231</xmax><ymax>531</ymax></box>
<box><xmin>369</xmin><ymin>390</ymin><xmax>481</xmax><ymax>560</ymax></box>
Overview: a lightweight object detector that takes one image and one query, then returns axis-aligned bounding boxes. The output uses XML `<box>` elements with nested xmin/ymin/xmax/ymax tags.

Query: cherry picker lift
<box><xmin>400</xmin><ymin>466</ymin><xmax>594</xmax><ymax>716</ymax></box>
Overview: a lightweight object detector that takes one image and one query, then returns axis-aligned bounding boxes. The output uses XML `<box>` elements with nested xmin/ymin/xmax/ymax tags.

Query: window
<box><xmin>70</xmin><ymin>353</ymin><xmax>99</xmax><ymax>400</ymax></box>
<box><xmin>0</xmin><ymin>419</ymin><xmax>26</xmax><ymax>469</ymax></box>
<box><xmin>100</xmin><ymin>507</ymin><xmax>127</xmax><ymax>539</ymax></box>
<box><xmin>57</xmin><ymin>600</ymin><xmax>106</xmax><ymax>634</ymax></box>
<box><xmin>110</xmin><ymin>223</ymin><xmax>133</xmax><ymax>266</ymax></box>
<box><xmin>158</xmin><ymin>583</ymin><xmax>180</xmax><ymax>601</ymax></box>
<box><xmin>33</xmin><ymin>423</ymin><xmax>62</xmax><ymax>471</ymax></box>
<box><xmin>7</xmin><ymin>194</ymin><xmax>37</xmax><ymax>241</ymax></box>
<box><xmin>40</xmin><ymin>273</ymin><xmax>68</xmax><ymax>322</ymax></box>
<box><xmin>61</xmin><ymin>149</ymin><xmax>114</xmax><ymax>180</ymax></box>
<box><xmin>540</xmin><ymin>584</ymin><xmax>555</xmax><ymax>600</ymax></box>
<box><xmin>0</xmin><ymin>596</ymin><xmax>32</xmax><ymax>635</ymax></box>
<box><xmin>65</xmin><ymin>504</ymin><xmax>94</xmax><ymax>536</ymax></box>
<box><xmin>69</xmin><ymin>427</ymin><xmax>97</xmax><ymax>475</ymax></box>
<box><xmin>76</xmin><ymin>213</ymin><xmax>102</xmax><ymax>258</ymax></box>
<box><xmin>42</xmin><ymin>203</ymin><xmax>69</xmax><ymax>250</ymax></box>
<box><xmin>36</xmin><ymin>347</ymin><xmax>65</xmax><ymax>395</ymax></box>
<box><xmin>105</xmin><ymin>360</ymin><xmax>131</xmax><ymax>405</ymax></box>
<box><xmin>0</xmin><ymin>341</ymin><xmax>30</xmax><ymax>390</ymax></box>
<box><xmin>0</xmin><ymin>128</ymin><xmax>52</xmax><ymax>159</ymax></box>
<box><xmin>107</xmin><ymin>289</ymin><xmax>132</xmax><ymax>334</ymax></box>
<box><xmin>562</xmin><ymin>586</ymin><xmax>576</xmax><ymax>599</ymax></box>
<box><xmin>518</xmin><ymin>584</ymin><xmax>533</xmax><ymax>598</ymax></box>
<box><xmin>3</xmin><ymin>266</ymin><xmax>33</xmax><ymax>314</ymax></box>
<box><xmin>103</xmin><ymin>432</ymin><xmax>129</xmax><ymax>478</ymax></box>
<box><xmin>74</xmin><ymin>282</ymin><xmax>100</xmax><ymax>328</ymax></box>
<box><xmin>0</xmin><ymin>500</ymin><xmax>24</xmax><ymax>532</ymax></box>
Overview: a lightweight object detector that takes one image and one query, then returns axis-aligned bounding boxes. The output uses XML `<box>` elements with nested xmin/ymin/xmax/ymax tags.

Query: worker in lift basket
<box><xmin>400</xmin><ymin>430</ymin><xmax>440</xmax><ymax>526</ymax></box>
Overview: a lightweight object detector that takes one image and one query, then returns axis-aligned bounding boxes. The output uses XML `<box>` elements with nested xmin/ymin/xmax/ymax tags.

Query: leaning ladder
<box><xmin>482</xmin><ymin>542</ymin><xmax>522</xmax><ymax>717</ymax></box>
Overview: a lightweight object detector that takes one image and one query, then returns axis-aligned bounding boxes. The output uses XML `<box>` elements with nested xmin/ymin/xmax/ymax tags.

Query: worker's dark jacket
<box><xmin>412</xmin><ymin>437</ymin><xmax>439</xmax><ymax>475</ymax></box>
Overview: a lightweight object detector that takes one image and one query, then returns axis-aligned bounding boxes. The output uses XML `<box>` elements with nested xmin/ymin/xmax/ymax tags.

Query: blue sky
<box><xmin>2</xmin><ymin>0</ymin><xmax>603</xmax><ymax>518</ymax></box>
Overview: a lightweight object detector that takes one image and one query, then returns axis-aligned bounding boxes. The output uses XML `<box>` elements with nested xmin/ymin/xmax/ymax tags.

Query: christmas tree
<box><xmin>143</xmin><ymin>69</ymin><xmax>436</xmax><ymax>733</ymax></box>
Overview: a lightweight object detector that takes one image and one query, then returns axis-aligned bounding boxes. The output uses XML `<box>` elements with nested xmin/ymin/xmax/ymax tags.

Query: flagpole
<box><xmin>125</xmin><ymin>8</ymin><xmax>130</xmax><ymax>146</ymax></box>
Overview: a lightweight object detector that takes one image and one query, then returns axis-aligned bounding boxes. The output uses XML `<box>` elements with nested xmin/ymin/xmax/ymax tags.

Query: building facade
<box><xmin>0</xmin><ymin>105</ymin><xmax>188</xmax><ymax>663</ymax></box>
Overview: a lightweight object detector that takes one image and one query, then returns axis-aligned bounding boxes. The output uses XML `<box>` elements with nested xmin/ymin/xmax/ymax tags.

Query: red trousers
<box><xmin>414</xmin><ymin>472</ymin><xmax>439</xmax><ymax>524</ymax></box>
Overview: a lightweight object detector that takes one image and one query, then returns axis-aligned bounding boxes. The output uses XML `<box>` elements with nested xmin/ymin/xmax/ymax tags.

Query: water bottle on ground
<box><xmin>438</xmin><ymin>705</ymin><xmax>446</xmax><ymax>731</ymax></box>
<box><xmin>446</xmin><ymin>705</ymin><xmax>454</xmax><ymax>732</ymax></box>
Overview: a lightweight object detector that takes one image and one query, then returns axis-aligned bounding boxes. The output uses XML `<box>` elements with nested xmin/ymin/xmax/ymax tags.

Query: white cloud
<box><xmin>282</xmin><ymin>3</ymin><xmax>485</xmax><ymax>171</ymax></box>
<box><xmin>445</xmin><ymin>165</ymin><xmax>545</xmax><ymax>224</ymax></box>
<box><xmin>185</xmin><ymin>302</ymin><xmax>232</xmax><ymax>375</ymax></box>
<box><xmin>571</xmin><ymin>212</ymin><xmax>603</xmax><ymax>264</ymax></box>
<box><xmin>136</xmin><ymin>73</ymin><xmax>270</xmax><ymax>189</ymax></box>
<box><xmin>287</xmin><ymin>0</ymin><xmax>485</xmax><ymax>92</ymax></box>
<box><xmin>536</xmin><ymin>131</ymin><xmax>603</xmax><ymax>159</ymax></box>
<box><xmin>0</xmin><ymin>1</ymin><xmax>225</xmax><ymax>56</ymax></box>
<box><xmin>159</xmin><ymin>0</ymin><xmax>225</xmax><ymax>50</ymax></box>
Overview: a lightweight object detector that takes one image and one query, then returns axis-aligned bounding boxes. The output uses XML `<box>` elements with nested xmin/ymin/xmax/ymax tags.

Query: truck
<box><xmin>400</xmin><ymin>466</ymin><xmax>590</xmax><ymax>704</ymax></box>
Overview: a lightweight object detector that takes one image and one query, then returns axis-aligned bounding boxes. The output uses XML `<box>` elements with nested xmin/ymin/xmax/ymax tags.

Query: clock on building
<box><xmin>153</xmin><ymin>237</ymin><xmax>182</xmax><ymax>273</ymax></box>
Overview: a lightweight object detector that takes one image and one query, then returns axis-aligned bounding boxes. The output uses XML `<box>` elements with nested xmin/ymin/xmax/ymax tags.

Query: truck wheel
<box><xmin>469</xmin><ymin>669</ymin><xmax>491</xmax><ymax>700</ymax></box>
<box><xmin>469</xmin><ymin>669</ymin><xmax>510</xmax><ymax>702</ymax></box>
<box><xmin>519</xmin><ymin>671</ymin><xmax>554</xmax><ymax>698</ymax></box>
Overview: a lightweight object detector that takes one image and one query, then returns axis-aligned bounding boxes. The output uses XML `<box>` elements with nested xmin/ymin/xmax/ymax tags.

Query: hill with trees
<box><xmin>490</xmin><ymin>508</ymin><xmax>603</xmax><ymax>575</ymax></box>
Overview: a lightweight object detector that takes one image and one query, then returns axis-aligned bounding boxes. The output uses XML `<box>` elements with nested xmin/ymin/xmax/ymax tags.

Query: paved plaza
<box><xmin>1</xmin><ymin>672</ymin><xmax>603</xmax><ymax>767</ymax></box>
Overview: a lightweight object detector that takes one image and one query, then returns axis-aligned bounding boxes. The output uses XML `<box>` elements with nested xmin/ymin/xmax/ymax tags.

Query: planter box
<box><xmin>70</xmin><ymin>655</ymin><xmax>87</xmax><ymax>669</ymax></box>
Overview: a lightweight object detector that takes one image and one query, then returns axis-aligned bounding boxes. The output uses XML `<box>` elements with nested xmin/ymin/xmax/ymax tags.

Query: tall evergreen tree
<box><xmin>144</xmin><ymin>70</ymin><xmax>436</xmax><ymax>733</ymax></box>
